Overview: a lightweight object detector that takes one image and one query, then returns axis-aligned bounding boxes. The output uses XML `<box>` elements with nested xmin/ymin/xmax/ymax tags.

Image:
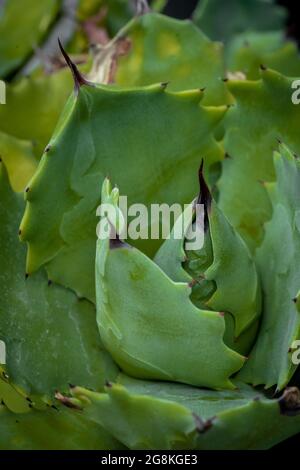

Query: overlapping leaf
<box><xmin>0</xmin><ymin>132</ymin><xmax>37</xmax><ymax>192</ymax></box>
<box><xmin>20</xmin><ymin>77</ymin><xmax>226</xmax><ymax>302</ymax></box>
<box><xmin>154</xmin><ymin>171</ymin><xmax>261</xmax><ymax>344</ymax></box>
<box><xmin>60</xmin><ymin>375</ymin><xmax>300</xmax><ymax>450</ymax></box>
<box><xmin>238</xmin><ymin>144</ymin><xmax>300</xmax><ymax>389</ymax></box>
<box><xmin>0</xmin><ymin>68</ymin><xmax>73</xmax><ymax>156</ymax></box>
<box><xmin>0</xmin><ymin>160</ymin><xmax>118</xmax><ymax>396</ymax></box>
<box><xmin>114</xmin><ymin>12</ymin><xmax>230</xmax><ymax>105</ymax></box>
<box><xmin>226</xmin><ymin>31</ymin><xmax>300</xmax><ymax>80</ymax></box>
<box><xmin>0</xmin><ymin>374</ymin><xmax>33</xmax><ymax>413</ymax></box>
<box><xmin>0</xmin><ymin>401</ymin><xmax>124</xmax><ymax>450</ymax></box>
<box><xmin>218</xmin><ymin>68</ymin><xmax>300</xmax><ymax>249</ymax></box>
<box><xmin>95</xmin><ymin>186</ymin><xmax>244</xmax><ymax>388</ymax></box>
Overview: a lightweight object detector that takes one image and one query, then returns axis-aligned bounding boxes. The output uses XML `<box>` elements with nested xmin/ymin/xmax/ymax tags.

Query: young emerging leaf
<box><xmin>95</xmin><ymin>180</ymin><xmax>244</xmax><ymax>389</ymax></box>
<box><xmin>154</xmin><ymin>164</ymin><xmax>261</xmax><ymax>351</ymax></box>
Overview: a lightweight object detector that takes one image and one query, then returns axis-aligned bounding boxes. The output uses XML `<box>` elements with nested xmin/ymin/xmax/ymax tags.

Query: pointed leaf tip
<box><xmin>58</xmin><ymin>39</ymin><xmax>90</xmax><ymax>92</ymax></box>
<box><xmin>109</xmin><ymin>232</ymin><xmax>127</xmax><ymax>250</ymax></box>
<box><xmin>197</xmin><ymin>160</ymin><xmax>212</xmax><ymax>230</ymax></box>
<box><xmin>193</xmin><ymin>413</ymin><xmax>214</xmax><ymax>433</ymax></box>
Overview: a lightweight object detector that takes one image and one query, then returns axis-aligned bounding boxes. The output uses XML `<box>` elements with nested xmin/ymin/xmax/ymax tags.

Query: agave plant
<box><xmin>0</xmin><ymin>0</ymin><xmax>300</xmax><ymax>450</ymax></box>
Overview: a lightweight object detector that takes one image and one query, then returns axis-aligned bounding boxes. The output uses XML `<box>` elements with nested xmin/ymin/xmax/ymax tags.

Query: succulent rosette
<box><xmin>0</xmin><ymin>0</ymin><xmax>300</xmax><ymax>450</ymax></box>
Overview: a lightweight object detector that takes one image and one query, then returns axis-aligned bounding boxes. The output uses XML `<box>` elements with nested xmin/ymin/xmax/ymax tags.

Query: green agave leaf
<box><xmin>193</xmin><ymin>0</ymin><xmax>287</xmax><ymax>43</ymax></box>
<box><xmin>65</xmin><ymin>376</ymin><xmax>300</xmax><ymax>450</ymax></box>
<box><xmin>226</xmin><ymin>31</ymin><xmax>300</xmax><ymax>80</ymax></box>
<box><xmin>0</xmin><ymin>0</ymin><xmax>61</xmax><ymax>78</ymax></box>
<box><xmin>0</xmin><ymin>402</ymin><xmax>124</xmax><ymax>450</ymax></box>
<box><xmin>20</xmin><ymin>74</ymin><xmax>226</xmax><ymax>302</ymax></box>
<box><xmin>0</xmin><ymin>160</ymin><xmax>118</xmax><ymax>396</ymax></box>
<box><xmin>238</xmin><ymin>144</ymin><xmax>300</xmax><ymax>390</ymax></box>
<box><xmin>0</xmin><ymin>374</ymin><xmax>32</xmax><ymax>414</ymax></box>
<box><xmin>0</xmin><ymin>67</ymin><xmax>73</xmax><ymax>156</ymax></box>
<box><xmin>218</xmin><ymin>68</ymin><xmax>300</xmax><ymax>250</ymax></box>
<box><xmin>154</xmin><ymin>166</ymin><xmax>261</xmax><ymax>344</ymax></box>
<box><xmin>0</xmin><ymin>369</ymin><xmax>48</xmax><ymax>412</ymax></box>
<box><xmin>114</xmin><ymin>12</ymin><xmax>230</xmax><ymax>105</ymax></box>
<box><xmin>95</xmin><ymin>179</ymin><xmax>244</xmax><ymax>389</ymax></box>
<box><xmin>0</xmin><ymin>131</ymin><xmax>37</xmax><ymax>192</ymax></box>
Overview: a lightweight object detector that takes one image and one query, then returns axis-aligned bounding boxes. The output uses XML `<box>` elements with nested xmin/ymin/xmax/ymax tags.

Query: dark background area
<box><xmin>278</xmin><ymin>0</ymin><xmax>300</xmax><ymax>42</ymax></box>
<box><xmin>162</xmin><ymin>0</ymin><xmax>300</xmax><ymax>43</ymax></box>
<box><xmin>159</xmin><ymin>0</ymin><xmax>300</xmax><ymax>450</ymax></box>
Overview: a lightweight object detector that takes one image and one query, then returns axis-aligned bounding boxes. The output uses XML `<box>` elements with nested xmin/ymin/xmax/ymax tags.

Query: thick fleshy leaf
<box><xmin>0</xmin><ymin>132</ymin><xmax>37</xmax><ymax>192</ymax></box>
<box><xmin>218</xmin><ymin>68</ymin><xmax>300</xmax><ymax>249</ymax></box>
<box><xmin>0</xmin><ymin>68</ymin><xmax>73</xmax><ymax>156</ymax></box>
<box><xmin>0</xmin><ymin>374</ymin><xmax>32</xmax><ymax>414</ymax></box>
<box><xmin>114</xmin><ymin>12</ymin><xmax>231</xmax><ymax>105</ymax></box>
<box><xmin>0</xmin><ymin>402</ymin><xmax>124</xmax><ymax>450</ymax></box>
<box><xmin>95</xmin><ymin>181</ymin><xmax>244</xmax><ymax>389</ymax></box>
<box><xmin>96</xmin><ymin>237</ymin><xmax>244</xmax><ymax>389</ymax></box>
<box><xmin>0</xmin><ymin>0</ymin><xmax>61</xmax><ymax>78</ymax></box>
<box><xmin>20</xmin><ymin>79</ymin><xmax>226</xmax><ymax>302</ymax></box>
<box><xmin>0</xmin><ymin>366</ymin><xmax>51</xmax><ymax>410</ymax></box>
<box><xmin>226</xmin><ymin>31</ymin><xmax>300</xmax><ymax>80</ymax></box>
<box><xmin>0</xmin><ymin>161</ymin><xmax>118</xmax><ymax>396</ymax></box>
<box><xmin>65</xmin><ymin>376</ymin><xmax>300</xmax><ymax>450</ymax></box>
<box><xmin>193</xmin><ymin>0</ymin><xmax>286</xmax><ymax>43</ymax></box>
<box><xmin>155</xmin><ymin>174</ymin><xmax>261</xmax><ymax>341</ymax></box>
<box><xmin>238</xmin><ymin>144</ymin><xmax>300</xmax><ymax>390</ymax></box>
